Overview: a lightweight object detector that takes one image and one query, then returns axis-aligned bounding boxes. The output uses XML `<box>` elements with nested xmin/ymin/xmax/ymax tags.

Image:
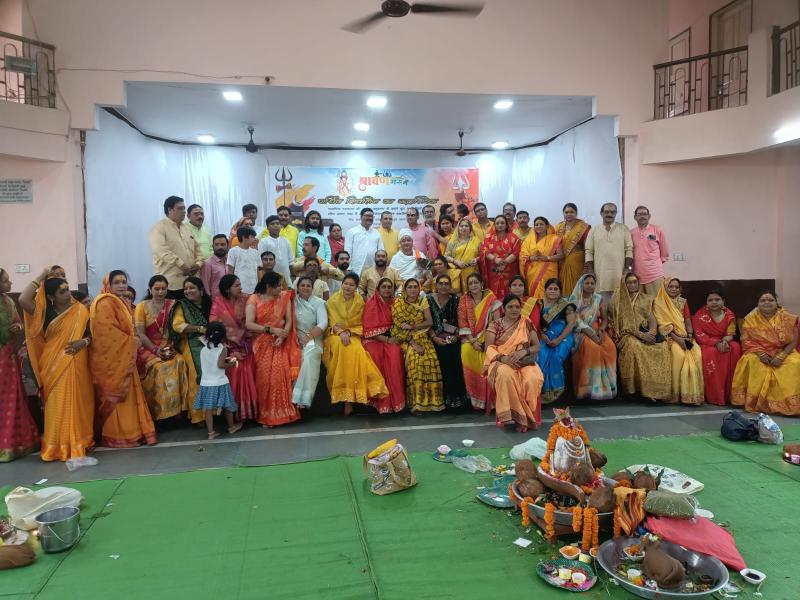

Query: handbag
<box><xmin>720</xmin><ymin>411</ymin><xmax>759</xmax><ymax>442</ymax></box>
<box><xmin>363</xmin><ymin>443</ymin><xmax>417</xmax><ymax>496</ymax></box>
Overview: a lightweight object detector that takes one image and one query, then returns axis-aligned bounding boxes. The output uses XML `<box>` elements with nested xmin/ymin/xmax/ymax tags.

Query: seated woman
<box><xmin>211</xmin><ymin>275</ymin><xmax>258</xmax><ymax>419</ymax></box>
<box><xmin>732</xmin><ymin>291</ymin><xmax>800</xmax><ymax>415</ymax></box>
<box><xmin>569</xmin><ymin>273</ymin><xmax>617</xmax><ymax>401</ymax></box>
<box><xmin>323</xmin><ymin>273</ymin><xmax>389</xmax><ymax>416</ymax></box>
<box><xmin>168</xmin><ymin>277</ymin><xmax>212</xmax><ymax>425</ymax></box>
<box><xmin>134</xmin><ymin>275</ymin><xmax>189</xmax><ymax>421</ymax></box>
<box><xmin>20</xmin><ymin>269</ymin><xmax>94</xmax><ymax>461</ymax></box>
<box><xmin>537</xmin><ymin>278</ymin><xmax>576</xmax><ymax>404</ymax></box>
<box><xmin>391</xmin><ymin>278</ymin><xmax>444</xmax><ymax>414</ymax></box>
<box><xmin>484</xmin><ymin>294</ymin><xmax>543</xmax><ymax>432</ymax></box>
<box><xmin>362</xmin><ymin>278</ymin><xmax>406</xmax><ymax>414</ymax></box>
<box><xmin>90</xmin><ymin>270</ymin><xmax>156</xmax><ymax>448</ymax></box>
<box><xmin>292</xmin><ymin>276</ymin><xmax>328</xmax><ymax>409</ymax></box>
<box><xmin>245</xmin><ymin>272</ymin><xmax>301</xmax><ymax>426</ymax></box>
<box><xmin>609</xmin><ymin>273</ymin><xmax>671</xmax><ymax>401</ymax></box>
<box><xmin>423</xmin><ymin>256</ymin><xmax>449</xmax><ymax>292</ymax></box>
<box><xmin>505</xmin><ymin>275</ymin><xmax>541</xmax><ymax>331</ymax></box>
<box><xmin>519</xmin><ymin>216</ymin><xmax>563</xmax><ymax>301</ymax></box>
<box><xmin>428</xmin><ymin>274</ymin><xmax>469</xmax><ymax>410</ymax></box>
<box><xmin>445</xmin><ymin>218</ymin><xmax>481</xmax><ymax>293</ymax></box>
<box><xmin>653</xmin><ymin>278</ymin><xmax>704</xmax><ymax>405</ymax></box>
<box><xmin>458</xmin><ymin>272</ymin><xmax>502</xmax><ymax>411</ymax></box>
<box><xmin>480</xmin><ymin>215</ymin><xmax>521</xmax><ymax>299</ymax></box>
<box><xmin>691</xmin><ymin>290</ymin><xmax>742</xmax><ymax>406</ymax></box>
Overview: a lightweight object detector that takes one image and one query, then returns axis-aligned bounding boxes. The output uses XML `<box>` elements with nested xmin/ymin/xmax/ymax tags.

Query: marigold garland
<box><xmin>544</xmin><ymin>502</ymin><xmax>556</xmax><ymax>541</ymax></box>
<box><xmin>613</xmin><ymin>506</ymin><xmax>622</xmax><ymax>538</ymax></box>
<box><xmin>539</xmin><ymin>418</ymin><xmax>592</xmax><ymax>477</ymax></box>
<box><xmin>591</xmin><ymin>509</ymin><xmax>600</xmax><ymax>548</ymax></box>
<box><xmin>571</xmin><ymin>506</ymin><xmax>583</xmax><ymax>533</ymax></box>
<box><xmin>520</xmin><ymin>497</ymin><xmax>534</xmax><ymax>527</ymax></box>
<box><xmin>581</xmin><ymin>507</ymin><xmax>594</xmax><ymax>550</ymax></box>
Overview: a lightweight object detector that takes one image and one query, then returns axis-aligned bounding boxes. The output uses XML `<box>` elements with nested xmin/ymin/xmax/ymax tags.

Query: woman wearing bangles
<box><xmin>245</xmin><ymin>272</ymin><xmax>301</xmax><ymax>426</ymax></box>
<box><xmin>428</xmin><ymin>274</ymin><xmax>469</xmax><ymax>410</ymax></box>
<box><xmin>484</xmin><ymin>295</ymin><xmax>544</xmax><ymax>432</ymax></box>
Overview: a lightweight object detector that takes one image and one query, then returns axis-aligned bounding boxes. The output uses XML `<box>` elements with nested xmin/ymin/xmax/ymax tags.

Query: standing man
<box><xmin>226</xmin><ymin>227</ymin><xmax>260</xmax><ymax>294</ymax></box>
<box><xmin>148</xmin><ymin>195</ymin><xmax>203</xmax><ymax>299</ymax></box>
<box><xmin>502</xmin><ymin>202</ymin><xmax>517</xmax><ymax>224</ymax></box>
<box><xmin>296</xmin><ymin>210</ymin><xmax>332</xmax><ymax>264</ymax></box>
<box><xmin>291</xmin><ymin>237</ymin><xmax>343</xmax><ymax>284</ymax></box>
<box><xmin>456</xmin><ymin>203</ymin><xmax>470</xmax><ymax>221</ymax></box>
<box><xmin>200</xmin><ymin>234</ymin><xmax>229</xmax><ymax>299</ymax></box>
<box><xmin>345</xmin><ymin>208</ymin><xmax>384</xmax><ymax>276</ymax></box>
<box><xmin>257</xmin><ymin>251</ymin><xmax>288</xmax><ymax>290</ymax></box>
<box><xmin>258</xmin><ymin>215</ymin><xmax>293</xmax><ymax>288</ymax></box>
<box><xmin>328</xmin><ymin>251</ymin><xmax>351</xmax><ymax>294</ymax></box>
<box><xmin>229</xmin><ymin>204</ymin><xmax>261</xmax><ymax>248</ymax></box>
<box><xmin>422</xmin><ymin>204</ymin><xmax>438</xmax><ymax>230</ymax></box>
<box><xmin>631</xmin><ymin>205</ymin><xmax>669</xmax><ymax>295</ymax></box>
<box><xmin>405</xmin><ymin>207</ymin><xmax>438</xmax><ymax>260</ymax></box>
<box><xmin>584</xmin><ymin>202</ymin><xmax>633</xmax><ymax>303</ymax></box>
<box><xmin>276</xmin><ymin>205</ymin><xmax>298</xmax><ymax>259</ymax></box>
<box><xmin>186</xmin><ymin>204</ymin><xmax>213</xmax><ymax>259</ymax></box>
<box><xmin>359</xmin><ymin>249</ymin><xmax>402</xmax><ymax>298</ymax></box>
<box><xmin>377</xmin><ymin>211</ymin><xmax>399</xmax><ymax>260</ymax></box>
<box><xmin>472</xmin><ymin>202</ymin><xmax>493</xmax><ymax>242</ymax></box>
<box><xmin>513</xmin><ymin>210</ymin><xmax>532</xmax><ymax>241</ymax></box>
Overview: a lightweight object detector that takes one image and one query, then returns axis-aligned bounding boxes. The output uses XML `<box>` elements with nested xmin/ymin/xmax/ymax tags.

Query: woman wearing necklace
<box><xmin>428</xmin><ymin>274</ymin><xmax>469</xmax><ymax>410</ymax></box>
<box><xmin>504</xmin><ymin>275</ymin><xmax>541</xmax><ymax>332</ymax></box>
<box><xmin>555</xmin><ymin>203</ymin><xmax>590</xmax><ymax>298</ymax></box>
<box><xmin>484</xmin><ymin>295</ymin><xmax>543</xmax><ymax>432</ymax></box>
<box><xmin>134</xmin><ymin>275</ymin><xmax>189</xmax><ymax>421</ymax></box>
<box><xmin>480</xmin><ymin>215</ymin><xmax>521</xmax><ymax>300</ymax></box>
<box><xmin>168</xmin><ymin>276</ymin><xmax>212</xmax><ymax>424</ymax></box>
<box><xmin>520</xmin><ymin>216</ymin><xmax>563</xmax><ymax>301</ymax></box>
<box><xmin>20</xmin><ymin>268</ymin><xmax>95</xmax><ymax>460</ymax></box>
<box><xmin>731</xmin><ymin>291</ymin><xmax>800</xmax><ymax>415</ymax></box>
<box><xmin>568</xmin><ymin>273</ymin><xmax>617</xmax><ymax>400</ymax></box>
<box><xmin>445</xmin><ymin>218</ymin><xmax>481</xmax><ymax>294</ymax></box>
<box><xmin>90</xmin><ymin>270</ymin><xmax>157</xmax><ymax>448</ymax></box>
<box><xmin>537</xmin><ymin>278</ymin><xmax>576</xmax><ymax>403</ymax></box>
<box><xmin>292</xmin><ymin>275</ymin><xmax>329</xmax><ymax>410</ymax></box>
<box><xmin>691</xmin><ymin>290</ymin><xmax>741</xmax><ymax>405</ymax></box>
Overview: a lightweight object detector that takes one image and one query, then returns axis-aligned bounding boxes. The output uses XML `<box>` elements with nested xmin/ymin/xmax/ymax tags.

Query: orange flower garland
<box><xmin>539</xmin><ymin>418</ymin><xmax>592</xmax><ymax>477</ymax></box>
<box><xmin>613</xmin><ymin>507</ymin><xmax>622</xmax><ymax>537</ymax></box>
<box><xmin>544</xmin><ymin>502</ymin><xmax>556</xmax><ymax>541</ymax></box>
<box><xmin>520</xmin><ymin>497</ymin><xmax>534</xmax><ymax>527</ymax></box>
<box><xmin>572</xmin><ymin>506</ymin><xmax>583</xmax><ymax>533</ymax></box>
<box><xmin>581</xmin><ymin>507</ymin><xmax>593</xmax><ymax>550</ymax></box>
<box><xmin>591</xmin><ymin>509</ymin><xmax>600</xmax><ymax>548</ymax></box>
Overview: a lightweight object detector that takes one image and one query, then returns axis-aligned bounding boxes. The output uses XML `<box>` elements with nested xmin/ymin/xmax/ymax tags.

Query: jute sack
<box><xmin>363</xmin><ymin>443</ymin><xmax>417</xmax><ymax>495</ymax></box>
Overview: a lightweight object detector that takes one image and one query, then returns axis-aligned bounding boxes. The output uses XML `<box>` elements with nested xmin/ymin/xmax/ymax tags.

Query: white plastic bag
<box><xmin>451</xmin><ymin>455</ymin><xmax>492</xmax><ymax>473</ymax></box>
<box><xmin>66</xmin><ymin>456</ymin><xmax>99</xmax><ymax>471</ymax></box>
<box><xmin>4</xmin><ymin>486</ymin><xmax>83</xmax><ymax>530</ymax></box>
<box><xmin>757</xmin><ymin>414</ymin><xmax>783</xmax><ymax>444</ymax></box>
<box><xmin>509</xmin><ymin>437</ymin><xmax>548</xmax><ymax>461</ymax></box>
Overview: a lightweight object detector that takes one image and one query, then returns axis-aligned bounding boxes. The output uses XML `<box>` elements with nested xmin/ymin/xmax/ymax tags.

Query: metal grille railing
<box><xmin>771</xmin><ymin>21</ymin><xmax>800</xmax><ymax>95</ymax></box>
<box><xmin>1</xmin><ymin>31</ymin><xmax>56</xmax><ymax>108</ymax></box>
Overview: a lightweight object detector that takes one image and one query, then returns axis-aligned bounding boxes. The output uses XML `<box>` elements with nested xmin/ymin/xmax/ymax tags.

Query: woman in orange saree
<box><xmin>458</xmin><ymin>272</ymin><xmax>502</xmax><ymax>411</ymax></box>
<box><xmin>480</xmin><ymin>215</ymin><xmax>521</xmax><ymax>300</ymax></box>
<box><xmin>484</xmin><ymin>295</ymin><xmax>543</xmax><ymax>432</ymax></box>
<box><xmin>90</xmin><ymin>271</ymin><xmax>156</xmax><ymax>448</ymax></box>
<box><xmin>555</xmin><ymin>203</ymin><xmax>591</xmax><ymax>300</ymax></box>
<box><xmin>731</xmin><ymin>291</ymin><xmax>800</xmax><ymax>415</ymax></box>
<box><xmin>519</xmin><ymin>216</ymin><xmax>563</xmax><ymax>301</ymax></box>
<box><xmin>691</xmin><ymin>290</ymin><xmax>741</xmax><ymax>406</ymax></box>
<box><xmin>20</xmin><ymin>269</ymin><xmax>94</xmax><ymax>461</ymax></box>
<box><xmin>211</xmin><ymin>274</ymin><xmax>258</xmax><ymax>420</ymax></box>
<box><xmin>245</xmin><ymin>272</ymin><xmax>301</xmax><ymax>426</ymax></box>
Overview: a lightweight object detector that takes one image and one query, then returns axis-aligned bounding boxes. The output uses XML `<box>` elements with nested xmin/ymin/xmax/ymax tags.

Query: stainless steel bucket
<box><xmin>34</xmin><ymin>506</ymin><xmax>81</xmax><ymax>553</ymax></box>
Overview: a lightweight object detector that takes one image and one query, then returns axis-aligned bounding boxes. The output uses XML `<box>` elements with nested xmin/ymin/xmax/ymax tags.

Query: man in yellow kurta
<box><xmin>378</xmin><ymin>211</ymin><xmax>400</xmax><ymax>260</ymax></box>
<box><xmin>472</xmin><ymin>202</ymin><xmax>494</xmax><ymax>242</ymax></box>
<box><xmin>276</xmin><ymin>205</ymin><xmax>299</xmax><ymax>258</ymax></box>
<box><xmin>148</xmin><ymin>196</ymin><xmax>203</xmax><ymax>299</ymax></box>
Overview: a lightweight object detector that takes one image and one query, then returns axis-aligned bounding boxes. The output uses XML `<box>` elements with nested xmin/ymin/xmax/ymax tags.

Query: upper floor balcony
<box><xmin>1</xmin><ymin>30</ymin><xmax>56</xmax><ymax>108</ymax></box>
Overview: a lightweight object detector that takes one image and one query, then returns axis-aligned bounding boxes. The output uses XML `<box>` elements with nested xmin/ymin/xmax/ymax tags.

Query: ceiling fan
<box><xmin>245</xmin><ymin>126</ymin><xmax>258</xmax><ymax>153</ymax></box>
<box><xmin>343</xmin><ymin>1</ymin><xmax>484</xmax><ymax>34</ymax></box>
<box><xmin>454</xmin><ymin>129</ymin><xmax>481</xmax><ymax>156</ymax></box>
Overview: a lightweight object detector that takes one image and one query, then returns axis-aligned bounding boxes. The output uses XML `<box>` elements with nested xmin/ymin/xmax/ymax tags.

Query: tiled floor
<box><xmin>1</xmin><ymin>402</ymin><xmax>793</xmax><ymax>487</ymax></box>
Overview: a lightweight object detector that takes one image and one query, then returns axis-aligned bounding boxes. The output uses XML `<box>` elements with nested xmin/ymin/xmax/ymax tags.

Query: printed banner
<box><xmin>267</xmin><ymin>167</ymin><xmax>479</xmax><ymax>231</ymax></box>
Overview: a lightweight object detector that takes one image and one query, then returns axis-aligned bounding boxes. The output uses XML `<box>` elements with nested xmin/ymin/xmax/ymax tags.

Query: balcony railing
<box><xmin>771</xmin><ymin>21</ymin><xmax>800</xmax><ymax>95</ymax></box>
<box><xmin>653</xmin><ymin>46</ymin><xmax>748</xmax><ymax>120</ymax></box>
<box><xmin>1</xmin><ymin>31</ymin><xmax>56</xmax><ymax>108</ymax></box>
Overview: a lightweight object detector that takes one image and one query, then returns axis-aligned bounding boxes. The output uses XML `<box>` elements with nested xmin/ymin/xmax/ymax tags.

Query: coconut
<box><xmin>632</xmin><ymin>470</ymin><xmax>658</xmax><ymax>491</ymax></box>
<box><xmin>514</xmin><ymin>459</ymin><xmax>537</xmax><ymax>482</ymax></box>
<box><xmin>517</xmin><ymin>478</ymin><xmax>545</xmax><ymax>499</ymax></box>
<box><xmin>587</xmin><ymin>485</ymin><xmax>615</xmax><ymax>512</ymax></box>
<box><xmin>569</xmin><ymin>462</ymin><xmax>595</xmax><ymax>486</ymax></box>
<box><xmin>611</xmin><ymin>470</ymin><xmax>631</xmax><ymax>482</ymax></box>
<box><xmin>588</xmin><ymin>447</ymin><xmax>607</xmax><ymax>469</ymax></box>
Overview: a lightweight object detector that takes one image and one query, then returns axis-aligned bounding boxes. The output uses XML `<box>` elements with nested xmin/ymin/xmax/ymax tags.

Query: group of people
<box><xmin>1</xmin><ymin>196</ymin><xmax>798</xmax><ymax>463</ymax></box>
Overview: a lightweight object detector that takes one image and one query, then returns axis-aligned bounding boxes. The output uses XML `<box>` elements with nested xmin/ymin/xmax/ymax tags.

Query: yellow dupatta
<box><xmin>446</xmin><ymin>233</ymin><xmax>481</xmax><ymax>263</ymax></box>
<box><xmin>483</xmin><ymin>318</ymin><xmax>531</xmax><ymax>386</ymax></box>
<box><xmin>326</xmin><ymin>290</ymin><xmax>365</xmax><ymax>337</ymax></box>
<box><xmin>740</xmin><ymin>307</ymin><xmax>798</xmax><ymax>356</ymax></box>
<box><xmin>519</xmin><ymin>227</ymin><xmax>562</xmax><ymax>299</ymax></box>
<box><xmin>555</xmin><ymin>220</ymin><xmax>589</xmax><ymax>257</ymax></box>
<box><xmin>653</xmin><ymin>279</ymin><xmax>688</xmax><ymax>337</ymax></box>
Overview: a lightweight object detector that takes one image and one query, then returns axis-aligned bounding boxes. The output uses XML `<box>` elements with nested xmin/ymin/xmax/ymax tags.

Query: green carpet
<box><xmin>2</xmin><ymin>427</ymin><xmax>799</xmax><ymax>600</ymax></box>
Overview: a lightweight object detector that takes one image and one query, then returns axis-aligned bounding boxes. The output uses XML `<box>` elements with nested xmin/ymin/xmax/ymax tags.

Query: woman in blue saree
<box><xmin>537</xmin><ymin>278</ymin><xmax>576</xmax><ymax>403</ymax></box>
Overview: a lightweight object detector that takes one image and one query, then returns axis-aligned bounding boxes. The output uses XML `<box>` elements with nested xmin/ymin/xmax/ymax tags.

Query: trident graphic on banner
<box><xmin>275</xmin><ymin>168</ymin><xmax>293</xmax><ymax>207</ymax></box>
<box><xmin>450</xmin><ymin>173</ymin><xmax>471</xmax><ymax>191</ymax></box>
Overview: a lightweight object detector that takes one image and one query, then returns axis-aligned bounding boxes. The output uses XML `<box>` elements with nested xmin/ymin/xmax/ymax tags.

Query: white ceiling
<box><xmin>116</xmin><ymin>83</ymin><xmax>594</xmax><ymax>151</ymax></box>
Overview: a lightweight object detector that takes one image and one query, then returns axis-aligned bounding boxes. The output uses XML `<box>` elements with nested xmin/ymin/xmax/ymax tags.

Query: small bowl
<box><xmin>623</xmin><ymin>546</ymin><xmax>645</xmax><ymax>562</ymax></box>
<box><xmin>559</xmin><ymin>546</ymin><xmax>581</xmax><ymax>560</ymax></box>
<box><xmin>589</xmin><ymin>547</ymin><xmax>598</xmax><ymax>559</ymax></box>
<box><xmin>627</xmin><ymin>568</ymin><xmax>642</xmax><ymax>582</ymax></box>
<box><xmin>578</xmin><ymin>552</ymin><xmax>592</xmax><ymax>564</ymax></box>
<box><xmin>571</xmin><ymin>572</ymin><xmax>587</xmax><ymax>585</ymax></box>
<box><xmin>558</xmin><ymin>567</ymin><xmax>573</xmax><ymax>580</ymax></box>
<box><xmin>739</xmin><ymin>568</ymin><xmax>766</xmax><ymax>584</ymax></box>
<box><xmin>462</xmin><ymin>439</ymin><xmax>475</xmax><ymax>448</ymax></box>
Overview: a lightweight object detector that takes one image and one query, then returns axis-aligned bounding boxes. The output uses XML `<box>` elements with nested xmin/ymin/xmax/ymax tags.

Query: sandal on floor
<box><xmin>207</xmin><ymin>431</ymin><xmax>220</xmax><ymax>440</ymax></box>
<box><xmin>228</xmin><ymin>423</ymin><xmax>243</xmax><ymax>435</ymax></box>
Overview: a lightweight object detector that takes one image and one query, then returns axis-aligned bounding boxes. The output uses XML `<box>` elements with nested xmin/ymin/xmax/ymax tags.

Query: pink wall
<box><xmin>776</xmin><ymin>146</ymin><xmax>800</xmax><ymax>312</ymax></box>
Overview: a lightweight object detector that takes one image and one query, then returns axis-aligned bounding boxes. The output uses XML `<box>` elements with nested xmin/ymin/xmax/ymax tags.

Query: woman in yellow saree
<box><xmin>20</xmin><ymin>269</ymin><xmax>95</xmax><ymax>461</ymax></box>
<box><xmin>555</xmin><ymin>203</ymin><xmax>590</xmax><ymax>299</ymax></box>
<box><xmin>390</xmin><ymin>278</ymin><xmax>444</xmax><ymax>413</ymax></box>
<box><xmin>609</xmin><ymin>273</ymin><xmax>671</xmax><ymax>401</ymax></box>
<box><xmin>732</xmin><ymin>291</ymin><xmax>800</xmax><ymax>415</ymax></box>
<box><xmin>457</xmin><ymin>272</ymin><xmax>502</xmax><ymax>411</ymax></box>
<box><xmin>90</xmin><ymin>271</ymin><xmax>157</xmax><ymax>448</ymax></box>
<box><xmin>519</xmin><ymin>216</ymin><xmax>563</xmax><ymax>301</ymax></box>
<box><xmin>653</xmin><ymin>278</ymin><xmax>704</xmax><ymax>405</ymax></box>
<box><xmin>484</xmin><ymin>295</ymin><xmax>543</xmax><ymax>432</ymax></box>
<box><xmin>444</xmin><ymin>218</ymin><xmax>481</xmax><ymax>293</ymax></box>
<box><xmin>323</xmin><ymin>273</ymin><xmax>389</xmax><ymax>416</ymax></box>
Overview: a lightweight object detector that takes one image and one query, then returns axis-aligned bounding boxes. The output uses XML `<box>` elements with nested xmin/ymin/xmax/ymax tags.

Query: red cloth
<box><xmin>646</xmin><ymin>515</ymin><xmax>746</xmax><ymax>571</ymax></box>
<box><xmin>362</xmin><ymin>294</ymin><xmax>406</xmax><ymax>413</ymax></box>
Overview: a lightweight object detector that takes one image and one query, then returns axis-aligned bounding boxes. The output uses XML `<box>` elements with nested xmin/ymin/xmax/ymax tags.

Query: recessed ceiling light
<box><xmin>197</xmin><ymin>134</ymin><xmax>215</xmax><ymax>144</ymax></box>
<box><xmin>366</xmin><ymin>96</ymin><xmax>387</xmax><ymax>109</ymax></box>
<box><xmin>351</xmin><ymin>140</ymin><xmax>368</xmax><ymax>148</ymax></box>
<box><xmin>354</xmin><ymin>122</ymin><xmax>370</xmax><ymax>132</ymax></box>
<box><xmin>491</xmin><ymin>141</ymin><xmax>509</xmax><ymax>150</ymax></box>
<box><xmin>223</xmin><ymin>90</ymin><xmax>243</xmax><ymax>102</ymax></box>
<box><xmin>493</xmin><ymin>99</ymin><xmax>514</xmax><ymax>110</ymax></box>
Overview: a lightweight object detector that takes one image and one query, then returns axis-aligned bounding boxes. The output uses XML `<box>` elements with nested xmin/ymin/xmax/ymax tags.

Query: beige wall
<box><xmin>776</xmin><ymin>146</ymin><xmax>800</xmax><ymax>312</ymax></box>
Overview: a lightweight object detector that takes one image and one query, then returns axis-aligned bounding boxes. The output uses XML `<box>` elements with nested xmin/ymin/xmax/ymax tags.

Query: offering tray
<box><xmin>596</xmin><ymin>537</ymin><xmax>729</xmax><ymax>600</ymax></box>
<box><xmin>511</xmin><ymin>481</ymin><xmax>614</xmax><ymax>528</ymax></box>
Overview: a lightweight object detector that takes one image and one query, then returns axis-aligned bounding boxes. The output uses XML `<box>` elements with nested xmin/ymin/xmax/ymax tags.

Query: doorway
<box><xmin>709</xmin><ymin>0</ymin><xmax>751</xmax><ymax>109</ymax></box>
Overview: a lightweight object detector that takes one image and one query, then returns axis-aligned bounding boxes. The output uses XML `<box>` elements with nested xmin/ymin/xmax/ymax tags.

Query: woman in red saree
<box><xmin>363</xmin><ymin>278</ymin><xmax>406</xmax><ymax>414</ymax></box>
<box><xmin>90</xmin><ymin>271</ymin><xmax>157</xmax><ymax>448</ymax></box>
<box><xmin>245</xmin><ymin>272</ymin><xmax>301</xmax><ymax>426</ymax></box>
<box><xmin>691</xmin><ymin>290</ymin><xmax>741</xmax><ymax>406</ymax></box>
<box><xmin>211</xmin><ymin>275</ymin><xmax>258</xmax><ymax>420</ymax></box>
<box><xmin>519</xmin><ymin>216</ymin><xmax>563</xmax><ymax>301</ymax></box>
<box><xmin>328</xmin><ymin>223</ymin><xmax>345</xmax><ymax>259</ymax></box>
<box><xmin>480</xmin><ymin>215</ymin><xmax>521</xmax><ymax>300</ymax></box>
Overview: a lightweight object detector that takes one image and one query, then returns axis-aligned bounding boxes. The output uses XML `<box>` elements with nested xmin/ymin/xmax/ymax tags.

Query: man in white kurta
<box><xmin>344</xmin><ymin>208</ymin><xmax>383</xmax><ymax>276</ymax></box>
<box><xmin>389</xmin><ymin>229</ymin><xmax>428</xmax><ymax>282</ymax></box>
<box><xmin>584</xmin><ymin>202</ymin><xmax>633</xmax><ymax>302</ymax></box>
<box><xmin>258</xmin><ymin>215</ymin><xmax>293</xmax><ymax>288</ymax></box>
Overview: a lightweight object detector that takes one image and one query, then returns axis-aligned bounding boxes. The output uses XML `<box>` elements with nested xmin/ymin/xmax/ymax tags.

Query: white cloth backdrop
<box><xmin>85</xmin><ymin>110</ymin><xmax>620</xmax><ymax>295</ymax></box>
